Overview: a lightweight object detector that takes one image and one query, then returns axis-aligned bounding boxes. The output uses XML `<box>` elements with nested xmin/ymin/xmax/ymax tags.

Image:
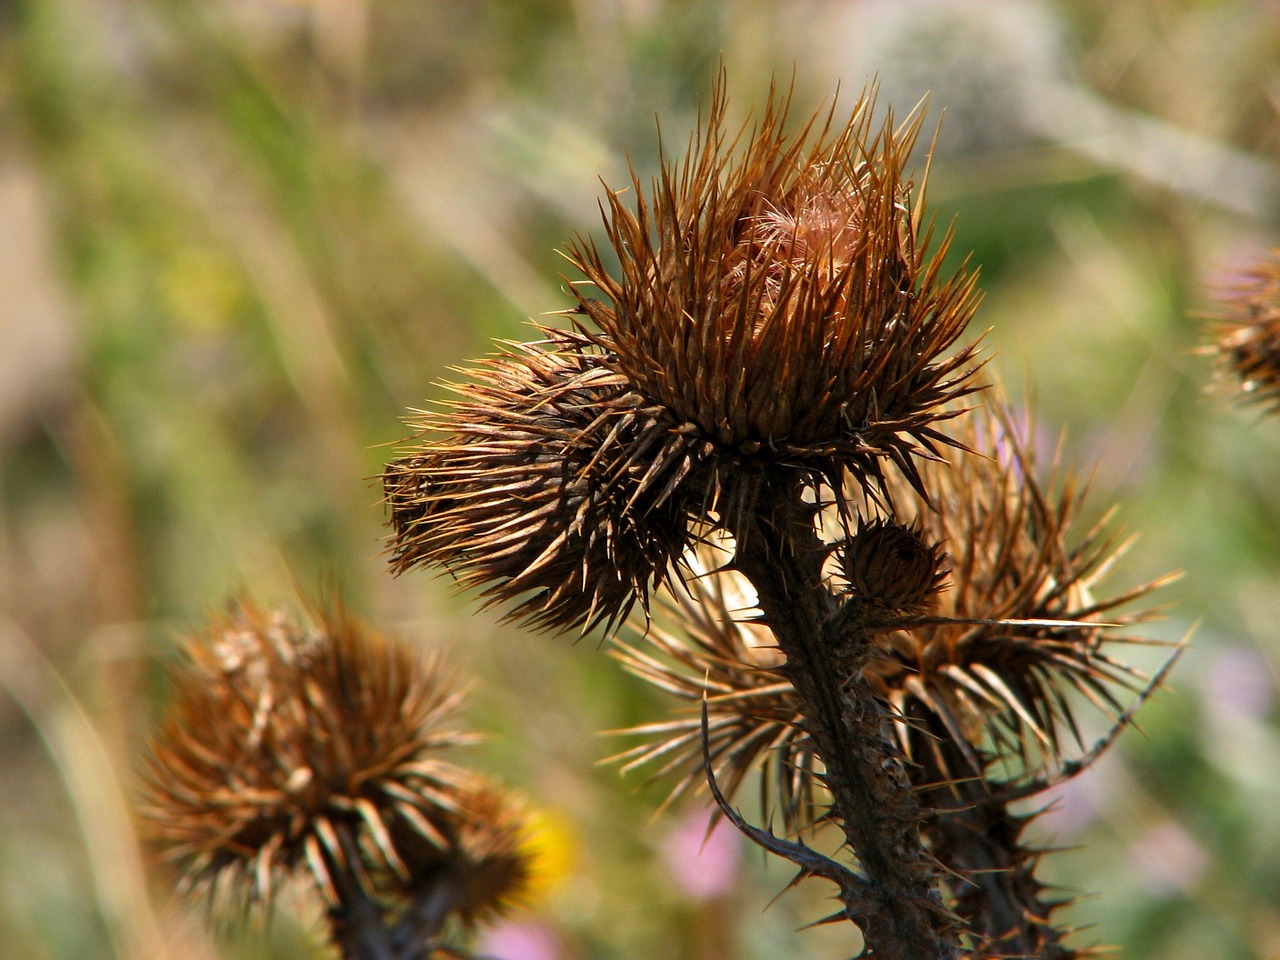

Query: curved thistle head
<box><xmin>383</xmin><ymin>329</ymin><xmax>690</xmax><ymax>636</ymax></box>
<box><xmin>861</xmin><ymin>399</ymin><xmax>1175</xmax><ymax>781</ymax></box>
<box><xmin>612</xmin><ymin>393</ymin><xmax>1174</xmax><ymax>834</ymax></box>
<box><xmin>138</xmin><ymin>599</ymin><xmax>531</xmax><ymax>925</ymax></box>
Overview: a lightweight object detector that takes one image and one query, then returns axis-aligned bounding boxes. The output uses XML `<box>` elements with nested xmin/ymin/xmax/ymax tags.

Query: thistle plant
<box><xmin>383</xmin><ymin>78</ymin><xmax>1179</xmax><ymax>959</ymax></box>
<box><xmin>139</xmin><ymin>599</ymin><xmax>532</xmax><ymax>960</ymax></box>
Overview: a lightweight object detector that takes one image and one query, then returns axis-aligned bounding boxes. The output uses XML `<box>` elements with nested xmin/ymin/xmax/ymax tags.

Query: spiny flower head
<box><xmin>862</xmin><ymin>399</ymin><xmax>1173</xmax><ymax>780</ymax></box>
<box><xmin>566</xmin><ymin>77</ymin><xmax>985</xmax><ymax>502</ymax></box>
<box><xmin>138</xmin><ymin>599</ymin><xmax>531</xmax><ymax>923</ymax></box>
<box><xmin>1210</xmin><ymin>248</ymin><xmax>1280</xmax><ymax>413</ymax></box>
<box><xmin>384</xmin><ymin>328</ymin><xmax>689</xmax><ymax>635</ymax></box>
<box><xmin>383</xmin><ymin>779</ymin><xmax>534</xmax><ymax>929</ymax></box>
<box><xmin>838</xmin><ymin>517</ymin><xmax>947</xmax><ymax>615</ymax></box>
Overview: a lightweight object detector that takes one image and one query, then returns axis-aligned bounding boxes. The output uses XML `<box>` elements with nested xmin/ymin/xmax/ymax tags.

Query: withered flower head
<box><xmin>385</xmin><ymin>779</ymin><xmax>533</xmax><ymax>929</ymax></box>
<box><xmin>863</xmin><ymin>399</ymin><xmax>1174</xmax><ymax>780</ymax></box>
<box><xmin>384</xmin><ymin>329</ymin><xmax>689</xmax><ymax>635</ymax></box>
<box><xmin>139</xmin><ymin>599</ymin><xmax>531</xmax><ymax>924</ymax></box>
<box><xmin>384</xmin><ymin>76</ymin><xmax>983</xmax><ymax>637</ymax></box>
<box><xmin>839</xmin><ymin>517</ymin><xmax>946</xmax><ymax>614</ymax></box>
<box><xmin>1210</xmin><ymin>248</ymin><xmax>1280</xmax><ymax>413</ymax></box>
<box><xmin>566</xmin><ymin>77</ymin><xmax>984</xmax><ymax>501</ymax></box>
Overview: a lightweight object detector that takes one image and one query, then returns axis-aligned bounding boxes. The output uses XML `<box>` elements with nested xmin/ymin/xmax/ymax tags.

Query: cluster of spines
<box><xmin>1209</xmin><ymin>248</ymin><xmax>1280</xmax><ymax>413</ymax></box>
<box><xmin>375</xmin><ymin>73</ymin><xmax>1179</xmax><ymax>958</ymax></box>
<box><xmin>383</xmin><ymin>329</ymin><xmax>691</xmax><ymax>636</ymax></box>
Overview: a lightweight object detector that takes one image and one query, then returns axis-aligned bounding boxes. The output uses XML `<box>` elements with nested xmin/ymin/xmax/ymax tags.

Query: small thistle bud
<box><xmin>138</xmin><ymin>599</ymin><xmax>532</xmax><ymax>928</ymax></box>
<box><xmin>1210</xmin><ymin>249</ymin><xmax>1280</xmax><ymax>413</ymax></box>
<box><xmin>840</xmin><ymin>518</ymin><xmax>945</xmax><ymax>613</ymax></box>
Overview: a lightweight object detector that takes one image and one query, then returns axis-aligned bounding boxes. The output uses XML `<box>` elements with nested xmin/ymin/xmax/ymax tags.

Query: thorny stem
<box><xmin>918</xmin><ymin>642</ymin><xmax>1185</xmax><ymax>957</ymax></box>
<box><xmin>917</xmin><ymin>749</ymin><xmax>1074</xmax><ymax>959</ymax></box>
<box><xmin>724</xmin><ymin>475</ymin><xmax>960</xmax><ymax>960</ymax></box>
<box><xmin>323</xmin><ymin>826</ymin><xmax>458</xmax><ymax>960</ymax></box>
<box><xmin>324</xmin><ymin>829</ymin><xmax>396</xmax><ymax>960</ymax></box>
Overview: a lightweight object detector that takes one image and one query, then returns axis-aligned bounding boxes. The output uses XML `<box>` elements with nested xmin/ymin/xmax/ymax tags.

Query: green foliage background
<box><xmin>2</xmin><ymin>1</ymin><xmax>1279</xmax><ymax>958</ymax></box>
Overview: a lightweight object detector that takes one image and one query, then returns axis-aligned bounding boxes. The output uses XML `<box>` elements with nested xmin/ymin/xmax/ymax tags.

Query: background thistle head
<box><xmin>1209</xmin><ymin>248</ymin><xmax>1280</xmax><ymax>413</ymax></box>
<box><xmin>138</xmin><ymin>598</ymin><xmax>532</xmax><ymax>949</ymax></box>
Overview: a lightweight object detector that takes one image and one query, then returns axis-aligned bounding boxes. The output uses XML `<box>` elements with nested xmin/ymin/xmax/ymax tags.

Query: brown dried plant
<box><xmin>1209</xmin><ymin>248</ymin><xmax>1280</xmax><ymax>413</ymax></box>
<box><xmin>613</xmin><ymin>397</ymin><xmax>1179</xmax><ymax>958</ymax></box>
<box><xmin>383</xmin><ymin>75</ymin><xmax>1178</xmax><ymax>960</ymax></box>
<box><xmin>385</xmin><ymin>81</ymin><xmax>983</xmax><ymax>639</ymax></box>
<box><xmin>139</xmin><ymin>599</ymin><xmax>532</xmax><ymax>960</ymax></box>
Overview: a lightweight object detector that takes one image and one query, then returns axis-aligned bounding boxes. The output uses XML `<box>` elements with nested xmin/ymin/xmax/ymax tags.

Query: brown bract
<box><xmin>1211</xmin><ymin>249</ymin><xmax>1280</xmax><ymax>414</ymax></box>
<box><xmin>609</xmin><ymin>555</ymin><xmax>820</xmax><ymax>831</ymax></box>
<box><xmin>138</xmin><ymin>600</ymin><xmax>530</xmax><ymax>924</ymax></box>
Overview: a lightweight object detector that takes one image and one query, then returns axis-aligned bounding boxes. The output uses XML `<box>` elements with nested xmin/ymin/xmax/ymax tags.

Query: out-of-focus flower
<box><xmin>477</xmin><ymin>919</ymin><xmax>562</xmax><ymax>960</ymax></box>
<box><xmin>1202</xmin><ymin>646</ymin><xmax>1276</xmax><ymax>723</ymax></box>
<box><xmin>1127</xmin><ymin>820</ymin><xmax>1208</xmax><ymax>897</ymax></box>
<box><xmin>138</xmin><ymin>599</ymin><xmax>532</xmax><ymax>931</ymax></box>
<box><xmin>1210</xmin><ymin>248</ymin><xmax>1280</xmax><ymax>413</ymax></box>
<box><xmin>659</xmin><ymin>809</ymin><xmax>742</xmax><ymax>901</ymax></box>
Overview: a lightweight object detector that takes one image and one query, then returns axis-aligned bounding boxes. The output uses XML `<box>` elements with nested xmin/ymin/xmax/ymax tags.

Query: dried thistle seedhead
<box><xmin>860</xmin><ymin>399</ymin><xmax>1173</xmax><ymax>780</ymax></box>
<box><xmin>384</xmin><ymin>77</ymin><xmax>984</xmax><ymax>637</ymax></box>
<box><xmin>839</xmin><ymin>517</ymin><xmax>946</xmax><ymax>614</ymax></box>
<box><xmin>1210</xmin><ymin>248</ymin><xmax>1280</xmax><ymax>413</ymax></box>
<box><xmin>384</xmin><ymin>329</ymin><xmax>689</xmax><ymax>635</ymax></box>
<box><xmin>385</xmin><ymin>779</ymin><xmax>533</xmax><ymax>929</ymax></box>
<box><xmin>138</xmin><ymin>598</ymin><xmax>531</xmax><ymax>925</ymax></box>
<box><xmin>566</xmin><ymin>77</ymin><xmax>985</xmax><ymax>501</ymax></box>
